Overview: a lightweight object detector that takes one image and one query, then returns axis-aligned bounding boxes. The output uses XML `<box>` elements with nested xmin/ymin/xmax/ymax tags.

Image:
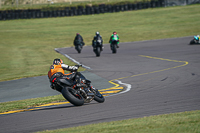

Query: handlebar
<box><xmin>75</xmin><ymin>64</ymin><xmax>82</xmax><ymax>68</ymax></box>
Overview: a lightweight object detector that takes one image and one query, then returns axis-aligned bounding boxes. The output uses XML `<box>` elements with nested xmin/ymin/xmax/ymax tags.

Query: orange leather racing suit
<box><xmin>48</xmin><ymin>63</ymin><xmax>78</xmax><ymax>80</ymax></box>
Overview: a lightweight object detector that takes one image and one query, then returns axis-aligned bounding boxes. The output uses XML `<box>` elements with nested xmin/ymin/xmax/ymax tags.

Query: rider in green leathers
<box><xmin>109</xmin><ymin>31</ymin><xmax>120</xmax><ymax>48</ymax></box>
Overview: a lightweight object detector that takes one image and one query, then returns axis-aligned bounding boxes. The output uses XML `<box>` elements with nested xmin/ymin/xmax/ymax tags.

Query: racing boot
<box><xmin>50</xmin><ymin>83</ymin><xmax>55</xmax><ymax>90</ymax></box>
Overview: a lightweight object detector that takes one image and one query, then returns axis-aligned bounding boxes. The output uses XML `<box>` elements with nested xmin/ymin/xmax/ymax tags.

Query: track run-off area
<box><xmin>0</xmin><ymin>36</ymin><xmax>200</xmax><ymax>133</ymax></box>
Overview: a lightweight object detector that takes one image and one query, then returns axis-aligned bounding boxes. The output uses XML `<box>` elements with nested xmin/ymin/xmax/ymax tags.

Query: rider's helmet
<box><xmin>197</xmin><ymin>35</ymin><xmax>199</xmax><ymax>37</ymax></box>
<box><xmin>76</xmin><ymin>33</ymin><xmax>80</xmax><ymax>35</ymax></box>
<box><xmin>113</xmin><ymin>31</ymin><xmax>117</xmax><ymax>35</ymax></box>
<box><xmin>53</xmin><ymin>58</ymin><xmax>63</xmax><ymax>65</ymax></box>
<box><xmin>96</xmin><ymin>32</ymin><xmax>99</xmax><ymax>35</ymax></box>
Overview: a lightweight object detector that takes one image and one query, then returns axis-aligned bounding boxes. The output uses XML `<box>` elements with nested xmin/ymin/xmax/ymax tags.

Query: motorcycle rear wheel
<box><xmin>61</xmin><ymin>87</ymin><xmax>84</xmax><ymax>106</ymax></box>
<box><xmin>95</xmin><ymin>47</ymin><xmax>101</xmax><ymax>57</ymax></box>
<box><xmin>76</xmin><ymin>45</ymin><xmax>82</xmax><ymax>53</ymax></box>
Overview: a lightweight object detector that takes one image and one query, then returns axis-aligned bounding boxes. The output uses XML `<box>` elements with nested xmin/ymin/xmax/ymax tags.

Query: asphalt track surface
<box><xmin>1</xmin><ymin>36</ymin><xmax>200</xmax><ymax>133</ymax></box>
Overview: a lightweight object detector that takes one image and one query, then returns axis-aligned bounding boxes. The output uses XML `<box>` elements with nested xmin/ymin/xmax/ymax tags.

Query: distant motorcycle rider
<box><xmin>74</xmin><ymin>33</ymin><xmax>85</xmax><ymax>47</ymax></box>
<box><xmin>92</xmin><ymin>32</ymin><xmax>103</xmax><ymax>51</ymax></box>
<box><xmin>109</xmin><ymin>31</ymin><xmax>119</xmax><ymax>48</ymax></box>
<box><xmin>48</xmin><ymin>58</ymin><xmax>79</xmax><ymax>90</ymax></box>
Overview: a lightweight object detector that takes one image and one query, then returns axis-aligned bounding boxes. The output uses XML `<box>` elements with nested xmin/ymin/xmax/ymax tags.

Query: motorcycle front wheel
<box><xmin>93</xmin><ymin>89</ymin><xmax>105</xmax><ymax>103</ymax></box>
<box><xmin>112</xmin><ymin>44</ymin><xmax>117</xmax><ymax>53</ymax></box>
<box><xmin>61</xmin><ymin>87</ymin><xmax>84</xmax><ymax>106</ymax></box>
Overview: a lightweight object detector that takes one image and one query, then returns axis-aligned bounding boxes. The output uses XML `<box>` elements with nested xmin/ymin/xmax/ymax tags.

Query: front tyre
<box><xmin>61</xmin><ymin>87</ymin><xmax>84</xmax><ymax>106</ymax></box>
<box><xmin>112</xmin><ymin>44</ymin><xmax>117</xmax><ymax>53</ymax></box>
<box><xmin>93</xmin><ymin>89</ymin><xmax>105</xmax><ymax>103</ymax></box>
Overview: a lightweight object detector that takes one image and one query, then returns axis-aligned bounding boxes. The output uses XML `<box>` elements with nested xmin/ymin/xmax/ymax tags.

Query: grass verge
<box><xmin>36</xmin><ymin>110</ymin><xmax>200</xmax><ymax>133</ymax></box>
<box><xmin>0</xmin><ymin>95</ymin><xmax>65</xmax><ymax>113</ymax></box>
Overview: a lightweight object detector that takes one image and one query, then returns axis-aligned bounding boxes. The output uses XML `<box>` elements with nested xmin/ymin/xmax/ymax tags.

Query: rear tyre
<box><xmin>77</xmin><ymin>45</ymin><xmax>81</xmax><ymax>53</ymax></box>
<box><xmin>96</xmin><ymin>47</ymin><xmax>101</xmax><ymax>57</ymax></box>
<box><xmin>61</xmin><ymin>87</ymin><xmax>84</xmax><ymax>106</ymax></box>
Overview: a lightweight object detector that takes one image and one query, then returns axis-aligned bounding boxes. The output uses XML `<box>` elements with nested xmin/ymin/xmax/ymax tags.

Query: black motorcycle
<box><xmin>111</xmin><ymin>39</ymin><xmax>118</xmax><ymax>54</ymax></box>
<box><xmin>50</xmin><ymin>65</ymin><xmax>105</xmax><ymax>106</ymax></box>
<box><xmin>75</xmin><ymin>40</ymin><xmax>83</xmax><ymax>53</ymax></box>
<box><xmin>93</xmin><ymin>39</ymin><xmax>102</xmax><ymax>57</ymax></box>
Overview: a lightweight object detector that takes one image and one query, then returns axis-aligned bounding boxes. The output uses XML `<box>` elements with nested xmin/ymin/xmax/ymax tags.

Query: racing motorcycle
<box><xmin>190</xmin><ymin>35</ymin><xmax>199</xmax><ymax>45</ymax></box>
<box><xmin>93</xmin><ymin>38</ymin><xmax>102</xmax><ymax>57</ymax></box>
<box><xmin>111</xmin><ymin>39</ymin><xmax>118</xmax><ymax>53</ymax></box>
<box><xmin>50</xmin><ymin>65</ymin><xmax>105</xmax><ymax>106</ymax></box>
<box><xmin>75</xmin><ymin>40</ymin><xmax>83</xmax><ymax>53</ymax></box>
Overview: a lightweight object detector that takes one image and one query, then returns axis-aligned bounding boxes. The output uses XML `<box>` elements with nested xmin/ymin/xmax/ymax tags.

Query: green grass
<box><xmin>0</xmin><ymin>4</ymin><xmax>200</xmax><ymax>82</ymax></box>
<box><xmin>0</xmin><ymin>95</ymin><xmax>65</xmax><ymax>113</ymax></box>
<box><xmin>36</xmin><ymin>110</ymin><xmax>200</xmax><ymax>133</ymax></box>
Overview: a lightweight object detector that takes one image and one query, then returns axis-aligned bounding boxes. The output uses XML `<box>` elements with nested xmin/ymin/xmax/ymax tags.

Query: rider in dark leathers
<box><xmin>92</xmin><ymin>32</ymin><xmax>103</xmax><ymax>51</ymax></box>
<box><xmin>74</xmin><ymin>33</ymin><xmax>85</xmax><ymax>47</ymax></box>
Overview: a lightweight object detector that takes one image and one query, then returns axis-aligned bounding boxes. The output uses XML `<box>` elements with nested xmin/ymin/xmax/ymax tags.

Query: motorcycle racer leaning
<box><xmin>109</xmin><ymin>31</ymin><xmax>120</xmax><ymax>48</ymax></box>
<box><xmin>48</xmin><ymin>58</ymin><xmax>79</xmax><ymax>90</ymax></box>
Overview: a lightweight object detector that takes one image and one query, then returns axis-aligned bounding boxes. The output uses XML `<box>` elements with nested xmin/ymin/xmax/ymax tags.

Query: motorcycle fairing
<box><xmin>56</xmin><ymin>77</ymin><xmax>73</xmax><ymax>86</ymax></box>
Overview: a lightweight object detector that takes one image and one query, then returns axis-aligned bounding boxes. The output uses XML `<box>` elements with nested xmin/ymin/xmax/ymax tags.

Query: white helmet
<box><xmin>197</xmin><ymin>35</ymin><xmax>199</xmax><ymax>37</ymax></box>
<box><xmin>96</xmin><ymin>32</ymin><xmax>99</xmax><ymax>35</ymax></box>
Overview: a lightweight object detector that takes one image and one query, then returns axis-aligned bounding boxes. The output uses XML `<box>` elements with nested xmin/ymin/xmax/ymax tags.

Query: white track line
<box><xmin>106</xmin><ymin>80</ymin><xmax>132</xmax><ymax>97</ymax></box>
<box><xmin>55</xmin><ymin>48</ymin><xmax>92</xmax><ymax>70</ymax></box>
